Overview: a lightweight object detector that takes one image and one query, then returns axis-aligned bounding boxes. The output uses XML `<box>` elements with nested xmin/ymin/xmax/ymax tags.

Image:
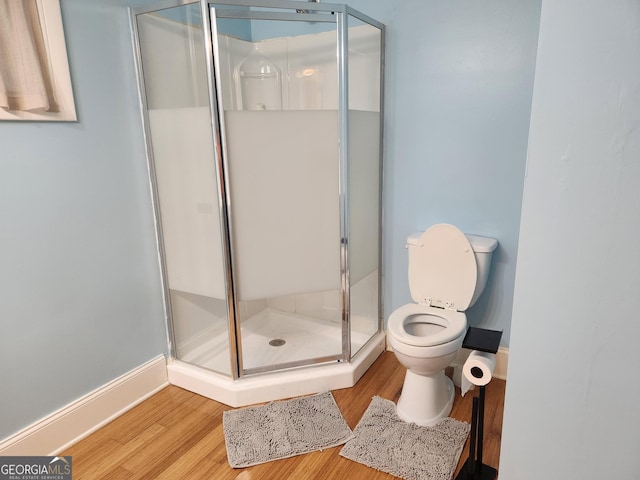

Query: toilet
<box><xmin>387</xmin><ymin>223</ymin><xmax>498</xmax><ymax>426</ymax></box>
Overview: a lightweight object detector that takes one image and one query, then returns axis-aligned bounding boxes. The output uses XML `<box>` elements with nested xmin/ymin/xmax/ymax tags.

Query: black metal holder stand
<box><xmin>454</xmin><ymin>327</ymin><xmax>502</xmax><ymax>480</ymax></box>
<box><xmin>455</xmin><ymin>385</ymin><xmax>497</xmax><ymax>480</ymax></box>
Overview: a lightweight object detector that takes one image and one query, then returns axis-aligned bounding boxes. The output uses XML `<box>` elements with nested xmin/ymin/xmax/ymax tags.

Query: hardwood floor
<box><xmin>62</xmin><ymin>352</ymin><xmax>505</xmax><ymax>479</ymax></box>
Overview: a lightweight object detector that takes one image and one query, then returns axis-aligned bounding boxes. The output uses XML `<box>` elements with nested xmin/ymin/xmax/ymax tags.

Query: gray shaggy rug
<box><xmin>340</xmin><ymin>396</ymin><xmax>470</xmax><ymax>480</ymax></box>
<box><xmin>223</xmin><ymin>391</ymin><xmax>353</xmax><ymax>468</ymax></box>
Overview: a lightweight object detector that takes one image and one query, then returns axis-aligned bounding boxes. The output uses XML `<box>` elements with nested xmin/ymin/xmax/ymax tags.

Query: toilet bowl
<box><xmin>387</xmin><ymin>224</ymin><xmax>497</xmax><ymax>426</ymax></box>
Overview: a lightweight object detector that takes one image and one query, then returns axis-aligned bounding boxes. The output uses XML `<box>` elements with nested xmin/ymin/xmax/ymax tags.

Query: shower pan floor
<box><xmin>178</xmin><ymin>307</ymin><xmax>372</xmax><ymax>375</ymax></box>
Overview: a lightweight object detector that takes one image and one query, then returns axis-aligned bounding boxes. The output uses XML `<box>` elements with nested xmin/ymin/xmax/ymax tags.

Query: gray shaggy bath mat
<box><xmin>223</xmin><ymin>391</ymin><xmax>353</xmax><ymax>468</ymax></box>
<box><xmin>340</xmin><ymin>396</ymin><xmax>470</xmax><ymax>480</ymax></box>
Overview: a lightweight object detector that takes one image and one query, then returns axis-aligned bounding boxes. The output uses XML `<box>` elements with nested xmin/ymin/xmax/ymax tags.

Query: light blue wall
<box><xmin>347</xmin><ymin>0</ymin><xmax>541</xmax><ymax>346</ymax></box>
<box><xmin>0</xmin><ymin>0</ymin><xmax>166</xmax><ymax>439</ymax></box>
<box><xmin>500</xmin><ymin>1</ymin><xmax>640</xmax><ymax>477</ymax></box>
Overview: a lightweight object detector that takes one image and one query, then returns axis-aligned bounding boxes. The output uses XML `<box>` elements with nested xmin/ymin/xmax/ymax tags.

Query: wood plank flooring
<box><xmin>63</xmin><ymin>352</ymin><xmax>505</xmax><ymax>479</ymax></box>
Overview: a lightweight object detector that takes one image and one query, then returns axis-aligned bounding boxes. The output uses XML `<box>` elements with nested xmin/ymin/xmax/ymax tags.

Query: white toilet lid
<box><xmin>409</xmin><ymin>224</ymin><xmax>478</xmax><ymax>311</ymax></box>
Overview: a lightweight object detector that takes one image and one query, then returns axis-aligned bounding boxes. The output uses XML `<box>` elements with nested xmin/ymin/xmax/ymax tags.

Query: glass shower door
<box><xmin>209</xmin><ymin>6</ymin><xmax>344</xmax><ymax>375</ymax></box>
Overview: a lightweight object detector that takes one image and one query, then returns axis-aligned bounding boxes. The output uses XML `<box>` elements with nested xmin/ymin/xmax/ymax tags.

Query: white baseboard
<box><xmin>0</xmin><ymin>355</ymin><xmax>168</xmax><ymax>456</ymax></box>
<box><xmin>493</xmin><ymin>346</ymin><xmax>509</xmax><ymax>380</ymax></box>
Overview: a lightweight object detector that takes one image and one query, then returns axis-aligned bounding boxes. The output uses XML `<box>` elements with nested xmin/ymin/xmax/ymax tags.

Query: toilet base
<box><xmin>396</xmin><ymin>369</ymin><xmax>454</xmax><ymax>426</ymax></box>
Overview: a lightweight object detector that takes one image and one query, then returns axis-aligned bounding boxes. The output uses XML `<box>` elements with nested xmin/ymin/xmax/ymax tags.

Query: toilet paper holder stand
<box><xmin>455</xmin><ymin>327</ymin><xmax>502</xmax><ymax>480</ymax></box>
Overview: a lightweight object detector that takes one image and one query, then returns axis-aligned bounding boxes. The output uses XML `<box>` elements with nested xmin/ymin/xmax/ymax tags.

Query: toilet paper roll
<box><xmin>461</xmin><ymin>350</ymin><xmax>496</xmax><ymax>396</ymax></box>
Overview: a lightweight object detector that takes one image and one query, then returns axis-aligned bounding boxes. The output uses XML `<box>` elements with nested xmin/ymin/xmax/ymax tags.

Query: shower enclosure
<box><xmin>130</xmin><ymin>0</ymin><xmax>384</xmax><ymax>406</ymax></box>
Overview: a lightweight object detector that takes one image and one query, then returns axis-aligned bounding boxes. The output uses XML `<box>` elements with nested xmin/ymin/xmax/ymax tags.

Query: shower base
<box><xmin>168</xmin><ymin>309</ymin><xmax>386</xmax><ymax>407</ymax></box>
<box><xmin>179</xmin><ymin>307</ymin><xmax>373</xmax><ymax>373</ymax></box>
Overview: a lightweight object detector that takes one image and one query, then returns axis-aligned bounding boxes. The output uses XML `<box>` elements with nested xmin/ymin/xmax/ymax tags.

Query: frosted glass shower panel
<box><xmin>347</xmin><ymin>17</ymin><xmax>383</xmax><ymax>355</ymax></box>
<box><xmin>225</xmin><ymin>110</ymin><xmax>341</xmax><ymax>300</ymax></box>
<box><xmin>136</xmin><ymin>5</ymin><xmax>230</xmax><ymax>375</ymax></box>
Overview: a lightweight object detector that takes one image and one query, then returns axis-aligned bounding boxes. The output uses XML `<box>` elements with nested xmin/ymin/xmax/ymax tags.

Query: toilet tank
<box><xmin>465</xmin><ymin>234</ymin><xmax>498</xmax><ymax>307</ymax></box>
<box><xmin>406</xmin><ymin>231</ymin><xmax>498</xmax><ymax>308</ymax></box>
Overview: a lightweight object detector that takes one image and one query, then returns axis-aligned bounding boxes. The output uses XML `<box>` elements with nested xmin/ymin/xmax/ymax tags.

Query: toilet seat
<box><xmin>388</xmin><ymin>303</ymin><xmax>467</xmax><ymax>347</ymax></box>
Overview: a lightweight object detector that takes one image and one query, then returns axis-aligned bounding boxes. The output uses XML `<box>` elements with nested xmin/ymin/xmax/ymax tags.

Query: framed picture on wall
<box><xmin>0</xmin><ymin>0</ymin><xmax>77</xmax><ymax>121</ymax></box>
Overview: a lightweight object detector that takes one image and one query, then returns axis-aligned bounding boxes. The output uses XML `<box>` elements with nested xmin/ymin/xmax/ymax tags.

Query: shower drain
<box><xmin>269</xmin><ymin>338</ymin><xmax>286</xmax><ymax>347</ymax></box>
